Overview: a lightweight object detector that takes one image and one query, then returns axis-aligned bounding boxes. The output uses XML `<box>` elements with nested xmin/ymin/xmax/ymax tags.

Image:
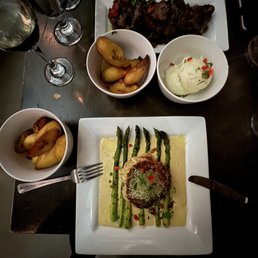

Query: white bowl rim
<box><xmin>86</xmin><ymin>29</ymin><xmax>157</xmax><ymax>98</ymax></box>
<box><xmin>0</xmin><ymin>107</ymin><xmax>73</xmax><ymax>182</ymax></box>
<box><xmin>157</xmin><ymin>34</ymin><xmax>229</xmax><ymax>103</ymax></box>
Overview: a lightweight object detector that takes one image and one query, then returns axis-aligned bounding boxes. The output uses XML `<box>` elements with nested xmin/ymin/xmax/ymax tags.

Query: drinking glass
<box><xmin>28</xmin><ymin>0</ymin><xmax>83</xmax><ymax>46</ymax></box>
<box><xmin>0</xmin><ymin>0</ymin><xmax>74</xmax><ymax>86</ymax></box>
<box><xmin>245</xmin><ymin>35</ymin><xmax>258</xmax><ymax>69</ymax></box>
<box><xmin>66</xmin><ymin>0</ymin><xmax>80</xmax><ymax>11</ymax></box>
<box><xmin>251</xmin><ymin>112</ymin><xmax>258</xmax><ymax>137</ymax></box>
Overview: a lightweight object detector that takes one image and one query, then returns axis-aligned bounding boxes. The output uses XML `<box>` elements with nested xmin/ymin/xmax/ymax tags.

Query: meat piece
<box><xmin>109</xmin><ymin>0</ymin><xmax>146</xmax><ymax>30</ymax></box>
<box><xmin>131</xmin><ymin>3</ymin><xmax>145</xmax><ymax>27</ymax></box>
<box><xmin>147</xmin><ymin>0</ymin><xmax>170</xmax><ymax>21</ymax></box>
<box><xmin>121</xmin><ymin>154</ymin><xmax>171</xmax><ymax>209</ymax></box>
<box><xmin>108</xmin><ymin>0</ymin><xmax>215</xmax><ymax>47</ymax></box>
<box><xmin>188</xmin><ymin>5</ymin><xmax>215</xmax><ymax>34</ymax></box>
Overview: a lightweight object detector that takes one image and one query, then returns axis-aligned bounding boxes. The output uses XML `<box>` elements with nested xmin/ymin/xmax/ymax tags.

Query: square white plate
<box><xmin>95</xmin><ymin>0</ymin><xmax>229</xmax><ymax>52</ymax></box>
<box><xmin>75</xmin><ymin>116</ymin><xmax>212</xmax><ymax>255</ymax></box>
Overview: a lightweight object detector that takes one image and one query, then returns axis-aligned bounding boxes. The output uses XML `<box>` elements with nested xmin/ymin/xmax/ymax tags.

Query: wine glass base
<box><xmin>45</xmin><ymin>58</ymin><xmax>74</xmax><ymax>87</ymax></box>
<box><xmin>54</xmin><ymin>17</ymin><xmax>83</xmax><ymax>46</ymax></box>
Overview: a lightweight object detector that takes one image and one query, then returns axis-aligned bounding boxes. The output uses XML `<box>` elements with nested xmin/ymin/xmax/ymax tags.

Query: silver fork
<box><xmin>17</xmin><ymin>162</ymin><xmax>103</xmax><ymax>194</ymax></box>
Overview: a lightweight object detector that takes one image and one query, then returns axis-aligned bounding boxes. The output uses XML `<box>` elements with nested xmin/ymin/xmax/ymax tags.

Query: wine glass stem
<box><xmin>34</xmin><ymin>47</ymin><xmax>66</xmax><ymax>78</ymax></box>
<box><xmin>58</xmin><ymin>18</ymin><xmax>74</xmax><ymax>36</ymax></box>
<box><xmin>49</xmin><ymin>61</ymin><xmax>66</xmax><ymax>78</ymax></box>
<box><xmin>34</xmin><ymin>47</ymin><xmax>48</xmax><ymax>61</ymax></box>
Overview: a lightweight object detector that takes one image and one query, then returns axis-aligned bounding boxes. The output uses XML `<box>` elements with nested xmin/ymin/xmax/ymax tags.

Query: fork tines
<box><xmin>78</xmin><ymin>162</ymin><xmax>103</xmax><ymax>183</ymax></box>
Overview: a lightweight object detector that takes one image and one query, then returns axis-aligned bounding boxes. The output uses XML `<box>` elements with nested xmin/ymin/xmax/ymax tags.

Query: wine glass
<box><xmin>245</xmin><ymin>35</ymin><xmax>258</xmax><ymax>69</ymax></box>
<box><xmin>28</xmin><ymin>0</ymin><xmax>83</xmax><ymax>46</ymax></box>
<box><xmin>251</xmin><ymin>112</ymin><xmax>258</xmax><ymax>137</ymax></box>
<box><xmin>66</xmin><ymin>0</ymin><xmax>80</xmax><ymax>11</ymax></box>
<box><xmin>0</xmin><ymin>0</ymin><xmax>74</xmax><ymax>87</ymax></box>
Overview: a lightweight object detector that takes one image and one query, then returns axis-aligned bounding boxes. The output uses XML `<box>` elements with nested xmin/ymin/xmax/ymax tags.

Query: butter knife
<box><xmin>189</xmin><ymin>175</ymin><xmax>256</xmax><ymax>205</ymax></box>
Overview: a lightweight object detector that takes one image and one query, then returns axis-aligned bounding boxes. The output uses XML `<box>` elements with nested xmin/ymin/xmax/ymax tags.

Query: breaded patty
<box><xmin>121</xmin><ymin>154</ymin><xmax>171</xmax><ymax>208</ymax></box>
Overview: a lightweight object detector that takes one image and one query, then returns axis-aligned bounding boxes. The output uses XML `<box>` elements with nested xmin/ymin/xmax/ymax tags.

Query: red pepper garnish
<box><xmin>208</xmin><ymin>68</ymin><xmax>214</xmax><ymax>76</ymax></box>
<box><xmin>186</xmin><ymin>57</ymin><xmax>192</xmax><ymax>62</ymax></box>
<box><xmin>114</xmin><ymin>166</ymin><xmax>120</xmax><ymax>171</ymax></box>
<box><xmin>148</xmin><ymin>175</ymin><xmax>155</xmax><ymax>183</ymax></box>
<box><xmin>150</xmin><ymin>207</ymin><xmax>156</xmax><ymax>215</ymax></box>
<box><xmin>134</xmin><ymin>214</ymin><xmax>139</xmax><ymax>220</ymax></box>
<box><xmin>203</xmin><ymin>58</ymin><xmax>208</xmax><ymax>64</ymax></box>
<box><xmin>128</xmin><ymin>143</ymin><xmax>133</xmax><ymax>148</ymax></box>
<box><xmin>140</xmin><ymin>168</ymin><xmax>145</xmax><ymax>173</ymax></box>
<box><xmin>150</xmin><ymin>147</ymin><xmax>157</xmax><ymax>153</ymax></box>
<box><xmin>201</xmin><ymin>65</ymin><xmax>209</xmax><ymax>70</ymax></box>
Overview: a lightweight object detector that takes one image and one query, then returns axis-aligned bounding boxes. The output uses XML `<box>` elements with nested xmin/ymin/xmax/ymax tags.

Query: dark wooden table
<box><xmin>8</xmin><ymin>0</ymin><xmax>258</xmax><ymax>256</ymax></box>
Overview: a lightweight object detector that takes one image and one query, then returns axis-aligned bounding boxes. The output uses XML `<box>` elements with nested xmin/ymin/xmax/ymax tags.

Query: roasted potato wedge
<box><xmin>128</xmin><ymin>57</ymin><xmax>142</xmax><ymax>67</ymax></box>
<box><xmin>124</xmin><ymin>55</ymin><xmax>150</xmax><ymax>85</ymax></box>
<box><xmin>96</xmin><ymin>36</ymin><xmax>130</xmax><ymax>68</ymax></box>
<box><xmin>31</xmin><ymin>156</ymin><xmax>39</xmax><ymax>165</ymax></box>
<box><xmin>108</xmin><ymin>80</ymin><xmax>139</xmax><ymax>94</ymax></box>
<box><xmin>34</xmin><ymin>120</ymin><xmax>62</xmax><ymax>142</ymax></box>
<box><xmin>32</xmin><ymin>116</ymin><xmax>51</xmax><ymax>133</ymax></box>
<box><xmin>23</xmin><ymin>132</ymin><xmax>37</xmax><ymax>150</ymax></box>
<box><xmin>35</xmin><ymin>134</ymin><xmax>66</xmax><ymax>170</ymax></box>
<box><xmin>100</xmin><ymin>59</ymin><xmax>127</xmax><ymax>83</ymax></box>
<box><xmin>15</xmin><ymin>128</ymin><xmax>34</xmax><ymax>153</ymax></box>
<box><xmin>14</xmin><ymin>117</ymin><xmax>66</xmax><ymax>169</ymax></box>
<box><xmin>27</xmin><ymin>128</ymin><xmax>62</xmax><ymax>158</ymax></box>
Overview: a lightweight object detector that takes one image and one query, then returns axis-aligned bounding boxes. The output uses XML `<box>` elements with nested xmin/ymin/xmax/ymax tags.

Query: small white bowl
<box><xmin>0</xmin><ymin>108</ymin><xmax>74</xmax><ymax>182</ymax></box>
<box><xmin>157</xmin><ymin>35</ymin><xmax>229</xmax><ymax>104</ymax></box>
<box><xmin>86</xmin><ymin>29</ymin><xmax>156</xmax><ymax>98</ymax></box>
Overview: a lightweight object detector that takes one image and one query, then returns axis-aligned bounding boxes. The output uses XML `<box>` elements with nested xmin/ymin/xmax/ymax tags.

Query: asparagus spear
<box><xmin>123</xmin><ymin>201</ymin><xmax>132</xmax><ymax>229</ymax></box>
<box><xmin>132</xmin><ymin>125</ymin><xmax>140</xmax><ymax>157</ymax></box>
<box><xmin>154</xmin><ymin>128</ymin><xmax>161</xmax><ymax>227</ymax></box>
<box><xmin>160</xmin><ymin>131</ymin><xmax>172</xmax><ymax>227</ymax></box>
<box><xmin>143</xmin><ymin>127</ymin><xmax>150</xmax><ymax>153</ymax></box>
<box><xmin>124</xmin><ymin>125</ymin><xmax>141</xmax><ymax>229</ymax></box>
<box><xmin>138</xmin><ymin>208</ymin><xmax>145</xmax><ymax>226</ymax></box>
<box><xmin>118</xmin><ymin>126</ymin><xmax>130</xmax><ymax>227</ymax></box>
<box><xmin>110</xmin><ymin>126</ymin><xmax>123</xmax><ymax>222</ymax></box>
<box><xmin>138</xmin><ymin>128</ymin><xmax>151</xmax><ymax>226</ymax></box>
<box><xmin>154</xmin><ymin>128</ymin><xmax>161</xmax><ymax>161</ymax></box>
<box><xmin>122</xmin><ymin>127</ymin><xmax>130</xmax><ymax>165</ymax></box>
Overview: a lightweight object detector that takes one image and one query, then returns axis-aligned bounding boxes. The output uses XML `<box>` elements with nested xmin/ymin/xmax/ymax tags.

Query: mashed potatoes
<box><xmin>164</xmin><ymin>56</ymin><xmax>213</xmax><ymax>96</ymax></box>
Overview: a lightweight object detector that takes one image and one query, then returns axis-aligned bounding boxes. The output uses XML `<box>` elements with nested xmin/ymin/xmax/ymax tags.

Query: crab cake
<box><xmin>121</xmin><ymin>154</ymin><xmax>171</xmax><ymax>208</ymax></box>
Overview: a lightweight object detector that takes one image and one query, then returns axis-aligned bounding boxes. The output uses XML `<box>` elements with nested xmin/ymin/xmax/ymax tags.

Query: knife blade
<box><xmin>189</xmin><ymin>175</ymin><xmax>256</xmax><ymax>205</ymax></box>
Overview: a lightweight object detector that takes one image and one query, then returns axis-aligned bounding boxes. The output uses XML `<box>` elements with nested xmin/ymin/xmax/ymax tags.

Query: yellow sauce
<box><xmin>99</xmin><ymin>135</ymin><xmax>186</xmax><ymax>228</ymax></box>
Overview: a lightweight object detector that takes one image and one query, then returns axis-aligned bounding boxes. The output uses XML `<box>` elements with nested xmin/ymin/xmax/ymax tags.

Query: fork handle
<box><xmin>17</xmin><ymin>175</ymin><xmax>71</xmax><ymax>194</ymax></box>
